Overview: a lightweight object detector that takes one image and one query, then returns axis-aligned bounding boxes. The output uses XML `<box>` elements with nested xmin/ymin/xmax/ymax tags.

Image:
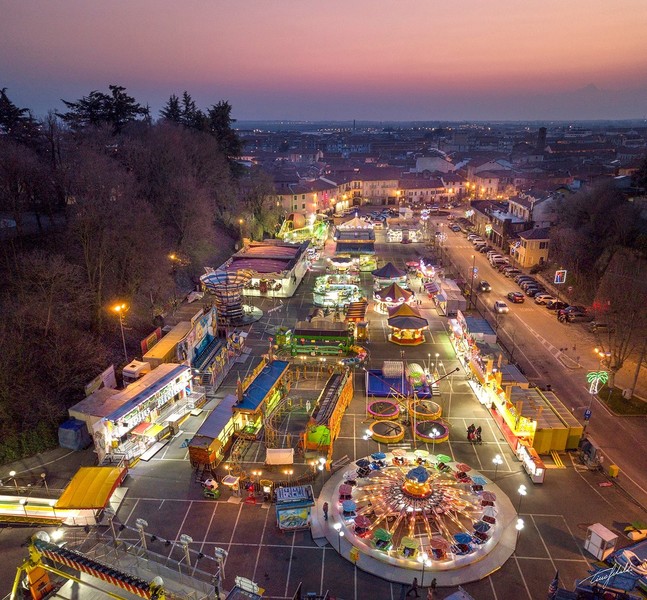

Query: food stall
<box><xmin>275</xmin><ymin>485</ymin><xmax>315</xmax><ymax>530</ymax></box>
<box><xmin>515</xmin><ymin>441</ymin><xmax>546</xmax><ymax>484</ymax></box>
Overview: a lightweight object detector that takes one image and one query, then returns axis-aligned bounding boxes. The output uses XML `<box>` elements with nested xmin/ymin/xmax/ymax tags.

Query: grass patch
<box><xmin>598</xmin><ymin>385</ymin><xmax>647</xmax><ymax>416</ymax></box>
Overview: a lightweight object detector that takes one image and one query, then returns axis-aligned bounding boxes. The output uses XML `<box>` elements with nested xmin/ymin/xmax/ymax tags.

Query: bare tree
<box><xmin>592</xmin><ymin>249</ymin><xmax>647</xmax><ymax>390</ymax></box>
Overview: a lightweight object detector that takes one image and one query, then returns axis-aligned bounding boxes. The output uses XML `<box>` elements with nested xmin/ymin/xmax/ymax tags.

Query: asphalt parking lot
<box><xmin>1</xmin><ymin>229</ymin><xmax>645</xmax><ymax>599</ymax></box>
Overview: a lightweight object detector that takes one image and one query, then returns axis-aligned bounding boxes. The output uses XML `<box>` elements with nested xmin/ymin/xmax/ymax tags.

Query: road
<box><xmin>438</xmin><ymin>217</ymin><xmax>647</xmax><ymax>504</ymax></box>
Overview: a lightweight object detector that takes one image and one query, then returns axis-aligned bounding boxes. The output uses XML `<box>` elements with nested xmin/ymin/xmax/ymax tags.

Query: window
<box><xmin>539</xmin><ymin>241</ymin><xmax>548</xmax><ymax>249</ymax></box>
<box><xmin>302</xmin><ymin>203</ymin><xmax>306</xmax><ymax>209</ymax></box>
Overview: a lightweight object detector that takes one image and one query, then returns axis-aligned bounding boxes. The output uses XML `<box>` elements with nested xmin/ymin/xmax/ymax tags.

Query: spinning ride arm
<box><xmin>11</xmin><ymin>536</ymin><xmax>167</xmax><ymax>600</ymax></box>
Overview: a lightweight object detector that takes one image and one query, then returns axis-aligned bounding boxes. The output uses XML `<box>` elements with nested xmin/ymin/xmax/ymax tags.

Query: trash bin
<box><xmin>608</xmin><ymin>464</ymin><xmax>620</xmax><ymax>478</ymax></box>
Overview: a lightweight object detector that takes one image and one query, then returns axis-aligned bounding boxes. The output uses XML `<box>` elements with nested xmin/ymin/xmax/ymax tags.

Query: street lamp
<box><xmin>238</xmin><ymin>218</ymin><xmax>244</xmax><ymax>241</ymax></box>
<box><xmin>19</xmin><ymin>498</ymin><xmax>27</xmax><ymax>516</ymax></box>
<box><xmin>492</xmin><ymin>455</ymin><xmax>503</xmax><ymax>482</ymax></box>
<box><xmin>431</xmin><ymin>428</ymin><xmax>439</xmax><ymax>454</ymax></box>
<box><xmin>333</xmin><ymin>522</ymin><xmax>344</xmax><ymax>554</ymax></box>
<box><xmin>112</xmin><ymin>303</ymin><xmax>128</xmax><ymax>363</ymax></box>
<box><xmin>427</xmin><ymin>353</ymin><xmax>431</xmax><ymax>373</ymax></box>
<box><xmin>9</xmin><ymin>470</ymin><xmax>18</xmax><ymax>489</ymax></box>
<box><xmin>434</xmin><ymin>353</ymin><xmax>440</xmax><ymax>374</ymax></box>
<box><xmin>468</xmin><ymin>254</ymin><xmax>476</xmax><ymax>310</ymax></box>
<box><xmin>517</xmin><ymin>484</ymin><xmax>527</xmax><ymax>514</ymax></box>
<box><xmin>515</xmin><ymin>517</ymin><xmax>524</xmax><ymax>545</ymax></box>
<box><xmin>417</xmin><ymin>552</ymin><xmax>431</xmax><ymax>586</ymax></box>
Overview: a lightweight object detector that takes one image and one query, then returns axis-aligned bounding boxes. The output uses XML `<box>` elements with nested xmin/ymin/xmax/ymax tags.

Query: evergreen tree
<box><xmin>0</xmin><ymin>88</ymin><xmax>39</xmax><ymax>146</ymax></box>
<box><xmin>160</xmin><ymin>94</ymin><xmax>182</xmax><ymax>123</ymax></box>
<box><xmin>59</xmin><ymin>85</ymin><xmax>148</xmax><ymax>133</ymax></box>
<box><xmin>207</xmin><ymin>100</ymin><xmax>242</xmax><ymax>160</ymax></box>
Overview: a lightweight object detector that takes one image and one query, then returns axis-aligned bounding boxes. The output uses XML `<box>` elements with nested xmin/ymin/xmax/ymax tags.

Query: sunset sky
<box><xmin>2</xmin><ymin>0</ymin><xmax>647</xmax><ymax>121</ymax></box>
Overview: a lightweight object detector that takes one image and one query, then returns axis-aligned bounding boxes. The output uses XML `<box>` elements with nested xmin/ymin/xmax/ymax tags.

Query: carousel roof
<box><xmin>387</xmin><ymin>302</ymin><xmax>422</xmax><ymax>318</ymax></box>
<box><xmin>337</xmin><ymin>216</ymin><xmax>374</xmax><ymax>230</ymax></box>
<box><xmin>372</xmin><ymin>262</ymin><xmax>406</xmax><ymax>279</ymax></box>
<box><xmin>388</xmin><ymin>315</ymin><xmax>428</xmax><ymax>330</ymax></box>
<box><xmin>374</xmin><ymin>282</ymin><xmax>412</xmax><ymax>302</ymax></box>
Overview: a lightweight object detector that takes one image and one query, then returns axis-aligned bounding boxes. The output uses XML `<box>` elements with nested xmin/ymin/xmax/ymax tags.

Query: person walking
<box><xmin>322</xmin><ymin>501</ymin><xmax>329</xmax><ymax>521</ymax></box>
<box><xmin>406</xmin><ymin>577</ymin><xmax>420</xmax><ymax>598</ymax></box>
<box><xmin>426</xmin><ymin>578</ymin><xmax>437</xmax><ymax>599</ymax></box>
<box><xmin>475</xmin><ymin>426</ymin><xmax>482</xmax><ymax>445</ymax></box>
<box><xmin>467</xmin><ymin>424</ymin><xmax>475</xmax><ymax>442</ymax></box>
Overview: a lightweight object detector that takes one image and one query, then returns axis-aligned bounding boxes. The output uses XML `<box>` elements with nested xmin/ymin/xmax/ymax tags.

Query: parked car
<box><xmin>449</xmin><ymin>224</ymin><xmax>461</xmax><ymax>232</ymax></box>
<box><xmin>546</xmin><ymin>300</ymin><xmax>569</xmax><ymax>310</ymax></box>
<box><xmin>507</xmin><ymin>292</ymin><xmax>525</xmax><ymax>303</ymax></box>
<box><xmin>557</xmin><ymin>306</ymin><xmax>592</xmax><ymax>323</ymax></box>
<box><xmin>494</xmin><ymin>301</ymin><xmax>509</xmax><ymax>314</ymax></box>
<box><xmin>524</xmin><ymin>288</ymin><xmax>546</xmax><ymax>298</ymax></box>
<box><xmin>478</xmin><ymin>280</ymin><xmax>492</xmax><ymax>292</ymax></box>
<box><xmin>496</xmin><ymin>262</ymin><xmax>511</xmax><ymax>271</ymax></box>
<box><xmin>504</xmin><ymin>269</ymin><xmax>522</xmax><ymax>278</ymax></box>
<box><xmin>478</xmin><ymin>245</ymin><xmax>491</xmax><ymax>253</ymax></box>
<box><xmin>515</xmin><ymin>275</ymin><xmax>535</xmax><ymax>284</ymax></box>
<box><xmin>534</xmin><ymin>294</ymin><xmax>556</xmax><ymax>305</ymax></box>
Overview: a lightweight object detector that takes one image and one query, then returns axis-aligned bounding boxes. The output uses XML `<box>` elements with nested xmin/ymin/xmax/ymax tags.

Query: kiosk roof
<box><xmin>56</xmin><ymin>466</ymin><xmax>127</xmax><ymax>510</ymax></box>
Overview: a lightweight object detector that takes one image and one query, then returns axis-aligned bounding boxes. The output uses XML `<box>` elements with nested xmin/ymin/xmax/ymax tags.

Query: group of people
<box><xmin>406</xmin><ymin>576</ymin><xmax>437</xmax><ymax>598</ymax></box>
<box><xmin>467</xmin><ymin>423</ymin><xmax>482</xmax><ymax>445</ymax></box>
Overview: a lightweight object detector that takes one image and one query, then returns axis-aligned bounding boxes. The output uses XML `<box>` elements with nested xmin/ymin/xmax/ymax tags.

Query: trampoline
<box><xmin>414</xmin><ymin>420</ymin><xmax>449</xmax><ymax>443</ymax></box>
<box><xmin>369</xmin><ymin>420</ymin><xmax>405</xmax><ymax>444</ymax></box>
<box><xmin>367</xmin><ymin>400</ymin><xmax>400</xmax><ymax>420</ymax></box>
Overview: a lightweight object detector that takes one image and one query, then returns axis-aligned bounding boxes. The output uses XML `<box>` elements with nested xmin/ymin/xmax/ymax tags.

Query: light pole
<box><xmin>517</xmin><ymin>484</ymin><xmax>527</xmax><ymax>514</ymax></box>
<box><xmin>434</xmin><ymin>353</ymin><xmax>440</xmax><ymax>374</ymax></box>
<box><xmin>9</xmin><ymin>470</ymin><xmax>18</xmax><ymax>489</ymax></box>
<box><xmin>427</xmin><ymin>353</ymin><xmax>431</xmax><ymax>374</ymax></box>
<box><xmin>40</xmin><ymin>472</ymin><xmax>49</xmax><ymax>493</ymax></box>
<box><xmin>515</xmin><ymin>517</ymin><xmax>524</xmax><ymax>546</ymax></box>
<box><xmin>19</xmin><ymin>499</ymin><xmax>27</xmax><ymax>517</ymax></box>
<box><xmin>238</xmin><ymin>218</ymin><xmax>244</xmax><ymax>242</ymax></box>
<box><xmin>112</xmin><ymin>303</ymin><xmax>128</xmax><ymax>363</ymax></box>
<box><xmin>468</xmin><ymin>254</ymin><xmax>476</xmax><ymax>310</ymax></box>
<box><xmin>431</xmin><ymin>427</ymin><xmax>439</xmax><ymax>454</ymax></box>
<box><xmin>492</xmin><ymin>455</ymin><xmax>503</xmax><ymax>482</ymax></box>
<box><xmin>417</xmin><ymin>552</ymin><xmax>431</xmax><ymax>587</ymax></box>
<box><xmin>333</xmin><ymin>522</ymin><xmax>344</xmax><ymax>554</ymax></box>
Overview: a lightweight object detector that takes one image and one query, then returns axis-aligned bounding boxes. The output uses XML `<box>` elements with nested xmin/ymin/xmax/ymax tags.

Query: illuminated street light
<box><xmin>517</xmin><ymin>484</ymin><xmax>527</xmax><ymax>514</ymax></box>
<box><xmin>112</xmin><ymin>303</ymin><xmax>128</xmax><ymax>362</ymax></box>
<box><xmin>9</xmin><ymin>470</ymin><xmax>18</xmax><ymax>489</ymax></box>
<box><xmin>333</xmin><ymin>522</ymin><xmax>344</xmax><ymax>554</ymax></box>
<box><xmin>516</xmin><ymin>517</ymin><xmax>525</xmax><ymax>544</ymax></box>
<box><xmin>417</xmin><ymin>552</ymin><xmax>431</xmax><ymax>586</ymax></box>
<box><xmin>492</xmin><ymin>455</ymin><xmax>503</xmax><ymax>482</ymax></box>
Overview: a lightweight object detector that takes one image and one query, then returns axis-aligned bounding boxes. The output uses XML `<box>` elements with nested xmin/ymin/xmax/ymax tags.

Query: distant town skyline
<box><xmin>2</xmin><ymin>0</ymin><xmax>647</xmax><ymax>122</ymax></box>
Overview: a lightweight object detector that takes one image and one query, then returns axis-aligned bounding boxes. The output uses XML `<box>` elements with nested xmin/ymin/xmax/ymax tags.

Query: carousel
<box><xmin>387</xmin><ymin>304</ymin><xmax>428</xmax><ymax>345</ymax></box>
<box><xmin>313</xmin><ymin>273</ymin><xmax>363</xmax><ymax>308</ymax></box>
<box><xmin>200</xmin><ymin>269</ymin><xmax>256</xmax><ymax>324</ymax></box>
<box><xmin>371</xmin><ymin>262</ymin><xmax>407</xmax><ymax>288</ymax></box>
<box><xmin>373</xmin><ymin>282</ymin><xmax>413</xmax><ymax>314</ymax></box>
<box><xmin>326</xmin><ymin>451</ymin><xmax>512</xmax><ymax>580</ymax></box>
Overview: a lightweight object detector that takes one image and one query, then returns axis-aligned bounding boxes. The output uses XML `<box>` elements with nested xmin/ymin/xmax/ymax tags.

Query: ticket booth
<box><xmin>584</xmin><ymin>523</ymin><xmax>618</xmax><ymax>560</ymax></box>
<box><xmin>275</xmin><ymin>485</ymin><xmax>315</xmax><ymax>531</ymax></box>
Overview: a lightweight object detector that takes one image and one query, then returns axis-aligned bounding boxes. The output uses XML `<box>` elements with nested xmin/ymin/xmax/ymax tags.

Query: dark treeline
<box><xmin>0</xmin><ymin>86</ymin><xmax>279</xmax><ymax>462</ymax></box>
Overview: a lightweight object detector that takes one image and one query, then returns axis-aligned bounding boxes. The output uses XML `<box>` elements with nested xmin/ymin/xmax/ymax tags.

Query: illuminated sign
<box><xmin>554</xmin><ymin>269</ymin><xmax>567</xmax><ymax>284</ymax></box>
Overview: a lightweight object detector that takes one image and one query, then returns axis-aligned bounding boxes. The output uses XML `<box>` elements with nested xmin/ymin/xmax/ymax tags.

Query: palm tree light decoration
<box><xmin>587</xmin><ymin>371</ymin><xmax>608</xmax><ymax>395</ymax></box>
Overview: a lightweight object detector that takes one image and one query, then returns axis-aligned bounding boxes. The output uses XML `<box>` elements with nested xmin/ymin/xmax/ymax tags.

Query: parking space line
<box><xmin>252</xmin><ymin>501</ymin><xmax>272</xmax><ymax>582</ymax></box>
<box><xmin>488</xmin><ymin>574</ymin><xmax>499</xmax><ymax>600</ymax></box>
<box><xmin>167</xmin><ymin>500</ymin><xmax>193</xmax><ymax>557</ymax></box>
<box><xmin>284</xmin><ymin>530</ymin><xmax>297</xmax><ymax>597</ymax></box>
<box><xmin>529</xmin><ymin>515</ymin><xmax>558</xmax><ymax>571</ymax></box>
<box><xmin>558</xmin><ymin>515</ymin><xmax>590</xmax><ymax>561</ymax></box>
<box><xmin>319</xmin><ymin>546</ymin><xmax>327</xmax><ymax>597</ymax></box>
<box><xmin>513</xmin><ymin>555</ymin><xmax>533</xmax><ymax>599</ymax></box>
<box><xmin>119</xmin><ymin>498</ymin><xmax>140</xmax><ymax>527</ymax></box>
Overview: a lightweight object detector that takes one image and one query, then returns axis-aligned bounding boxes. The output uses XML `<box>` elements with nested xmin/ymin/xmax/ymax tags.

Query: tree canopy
<box><xmin>58</xmin><ymin>85</ymin><xmax>149</xmax><ymax>132</ymax></box>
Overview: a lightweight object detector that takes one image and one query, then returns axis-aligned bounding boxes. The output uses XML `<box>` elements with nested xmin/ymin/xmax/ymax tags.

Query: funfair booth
<box><xmin>69</xmin><ymin>364</ymin><xmax>194</xmax><ymax>463</ymax></box>
<box><xmin>334</xmin><ymin>216</ymin><xmax>376</xmax><ymax>255</ymax></box>
<box><xmin>219</xmin><ymin>240</ymin><xmax>310</xmax><ymax>298</ymax></box>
